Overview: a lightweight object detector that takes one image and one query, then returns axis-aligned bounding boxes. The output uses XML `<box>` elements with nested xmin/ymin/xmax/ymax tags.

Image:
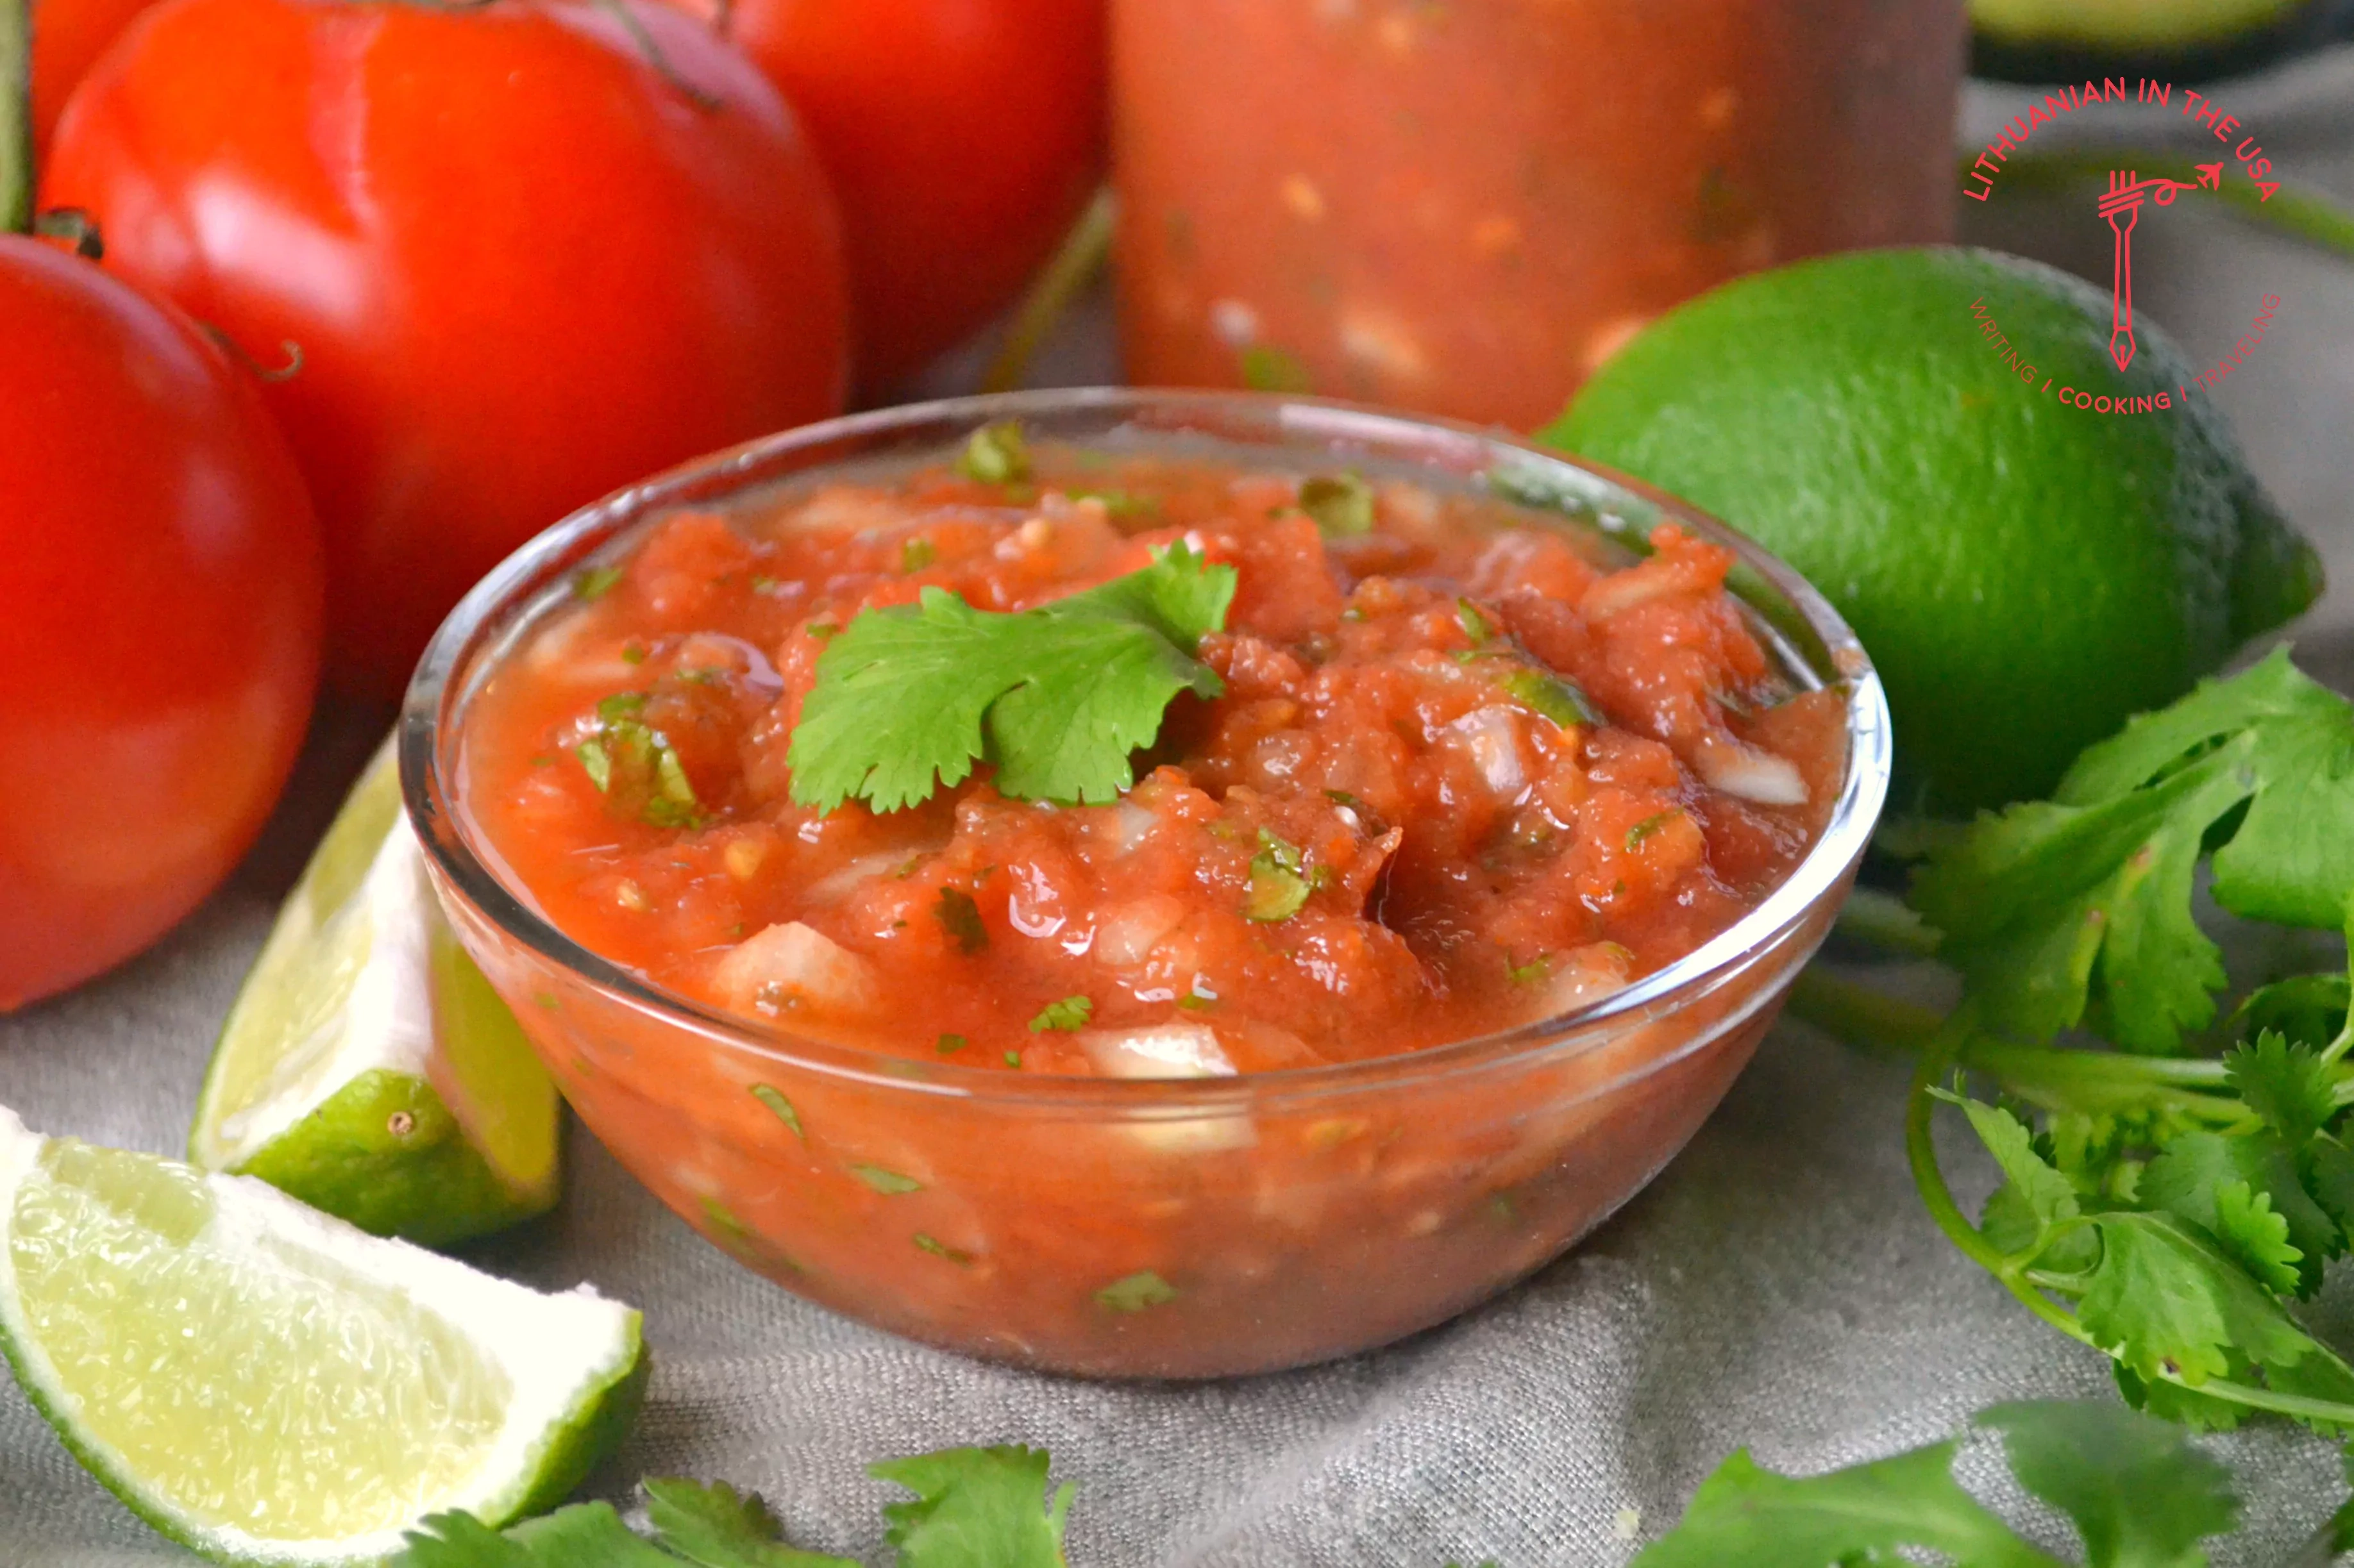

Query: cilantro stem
<box><xmin>1904</xmin><ymin>1026</ymin><xmax>2090</xmax><ymax>1344</ymax></box>
<box><xmin>1784</xmin><ymin>967</ymin><xmax>1938</xmax><ymax>1057</ymax></box>
<box><xmin>1908</xmin><ymin>1013</ymin><xmax>2354</xmax><ymax>1434</ymax></box>
<box><xmin>1832</xmin><ymin>888</ymin><xmax>1941</xmax><ymax>957</ymax></box>
<box><xmin>1788</xmin><ymin>969</ymin><xmax>2239</xmax><ymax>1104</ymax></box>
<box><xmin>980</xmin><ymin>186</ymin><xmax>1114</xmax><ymax>395</ymax></box>
<box><xmin>0</xmin><ymin>0</ymin><xmax>27</xmax><ymax>235</ymax></box>
<box><xmin>2317</xmin><ymin>907</ymin><xmax>2354</xmax><ymax>1070</ymax></box>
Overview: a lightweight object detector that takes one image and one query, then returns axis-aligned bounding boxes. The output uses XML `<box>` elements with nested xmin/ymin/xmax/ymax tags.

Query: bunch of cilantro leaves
<box><xmin>1790</xmin><ymin>647</ymin><xmax>2354</xmax><ymax>1442</ymax></box>
<box><xmin>392</xmin><ymin>1401</ymin><xmax>2340</xmax><ymax>1566</ymax></box>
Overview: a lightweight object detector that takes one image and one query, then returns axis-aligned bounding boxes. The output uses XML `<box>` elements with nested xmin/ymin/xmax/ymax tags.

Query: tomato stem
<box><xmin>0</xmin><ymin>0</ymin><xmax>29</xmax><ymax>235</ymax></box>
<box><xmin>199</xmin><ymin>325</ymin><xmax>305</xmax><ymax>382</ymax></box>
<box><xmin>33</xmin><ymin>206</ymin><xmax>101</xmax><ymax>256</ymax></box>
<box><xmin>587</xmin><ymin>0</ymin><xmax>718</xmax><ymax>113</ymax></box>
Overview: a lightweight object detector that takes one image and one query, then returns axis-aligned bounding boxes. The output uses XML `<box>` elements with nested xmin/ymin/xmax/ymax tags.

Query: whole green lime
<box><xmin>1541</xmin><ymin>246</ymin><xmax>2321</xmax><ymax>816</ymax></box>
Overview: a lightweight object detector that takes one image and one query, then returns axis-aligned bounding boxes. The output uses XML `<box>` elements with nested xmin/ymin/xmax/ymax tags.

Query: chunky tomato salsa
<box><xmin>458</xmin><ymin>440</ymin><xmax>1842</xmax><ymax>1076</ymax></box>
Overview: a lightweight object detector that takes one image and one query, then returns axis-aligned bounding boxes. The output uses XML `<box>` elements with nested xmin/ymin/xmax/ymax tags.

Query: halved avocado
<box><xmin>1972</xmin><ymin>0</ymin><xmax>2354</xmax><ymax>83</ymax></box>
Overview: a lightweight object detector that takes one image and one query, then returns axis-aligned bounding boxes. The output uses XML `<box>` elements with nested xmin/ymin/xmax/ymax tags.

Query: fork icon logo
<box><xmin>2097</xmin><ymin>163</ymin><xmax>2223</xmax><ymax>371</ymax></box>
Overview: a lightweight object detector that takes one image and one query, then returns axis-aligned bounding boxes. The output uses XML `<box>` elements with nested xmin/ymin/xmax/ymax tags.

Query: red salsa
<box><xmin>460</xmin><ymin>444</ymin><xmax>1843</xmax><ymax>1076</ymax></box>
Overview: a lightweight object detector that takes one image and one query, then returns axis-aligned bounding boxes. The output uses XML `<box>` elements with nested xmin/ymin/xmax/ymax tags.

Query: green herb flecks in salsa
<box><xmin>572</xmin><ymin>565</ymin><xmax>625</xmax><ymax>602</ymax></box>
<box><xmin>1624</xmin><ymin>811</ymin><xmax>1677</xmax><ymax>851</ymax></box>
<box><xmin>957</xmin><ymin>422</ymin><xmax>1031</xmax><ymax>486</ymax></box>
<box><xmin>1238</xmin><ymin>343</ymin><xmax>1313</xmax><ymax>393</ymax></box>
<box><xmin>1245</xmin><ymin>829</ymin><xmax>1315</xmax><ymax>923</ymax></box>
<box><xmin>576</xmin><ymin>692</ymin><xmax>704</xmax><ymax>830</ymax></box>
<box><xmin>1066</xmin><ymin>488</ymin><xmax>1161</xmax><ymax>520</ymax></box>
<box><xmin>1029</xmin><ymin>996</ymin><xmax>1093</xmax><ymax>1033</ymax></box>
<box><xmin>1093</xmin><ymin>1271</ymin><xmax>1179</xmax><ymax>1314</ymax></box>
<box><xmin>850</xmin><ymin>1164</ymin><xmax>923</xmax><ymax>1196</ymax></box>
<box><xmin>1297</xmin><ymin>472</ymin><xmax>1374</xmax><ymax>537</ymax></box>
<box><xmin>748</xmin><ymin>1085</ymin><xmax>803</xmax><ymax>1140</ymax></box>
<box><xmin>913</xmin><ymin>1233</ymin><xmax>973</xmax><ymax>1265</ymax></box>
<box><xmin>1499</xmin><ymin>667</ymin><xmax>1602</xmax><ymax>731</ymax></box>
<box><xmin>932</xmin><ymin>888</ymin><xmax>988</xmax><ymax>954</ymax></box>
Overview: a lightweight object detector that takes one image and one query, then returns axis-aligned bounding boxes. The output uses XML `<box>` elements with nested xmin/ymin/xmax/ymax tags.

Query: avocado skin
<box><xmin>1972</xmin><ymin>0</ymin><xmax>2354</xmax><ymax>85</ymax></box>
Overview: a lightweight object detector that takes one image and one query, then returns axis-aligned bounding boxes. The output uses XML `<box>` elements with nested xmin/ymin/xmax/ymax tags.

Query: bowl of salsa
<box><xmin>401</xmin><ymin>390</ymin><xmax>1889</xmax><ymax>1378</ymax></box>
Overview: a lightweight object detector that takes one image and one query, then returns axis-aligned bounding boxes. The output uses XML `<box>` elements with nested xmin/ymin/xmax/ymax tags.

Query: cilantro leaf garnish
<box><xmin>2226</xmin><ymin>1030</ymin><xmax>2338</xmax><ymax>1146</ymax></box>
<box><xmin>1636</xmin><ymin>1400</ymin><xmax>2239</xmax><ymax>1568</ymax></box>
<box><xmin>2073</xmin><ymin>1208</ymin><xmax>2319</xmax><ymax>1387</ymax></box>
<box><xmin>1912</xmin><ymin>651</ymin><xmax>2354</xmax><ymax>1052</ymax></box>
<box><xmin>643</xmin><ymin>1479</ymin><xmax>857</xmax><ymax>1567</ymax></box>
<box><xmin>1630</xmin><ymin>1439</ymin><xmax>2059</xmax><ymax>1568</ymax></box>
<box><xmin>400</xmin><ymin>1492</ymin><xmax>850</xmax><ymax>1567</ymax></box>
<box><xmin>385</xmin><ymin>1410</ymin><xmax>2298</xmax><ymax>1568</ymax></box>
<box><xmin>870</xmin><ymin>1447</ymin><xmax>1072</xmax><ymax>1568</ymax></box>
<box><xmin>1978</xmin><ymin>1400</ymin><xmax>2239</xmax><ymax>1567</ymax></box>
<box><xmin>395</xmin><ymin>1450</ymin><xmax>1072</xmax><ymax>1568</ymax></box>
<box><xmin>787</xmin><ymin>546</ymin><xmax>1236</xmax><ymax>814</ymax></box>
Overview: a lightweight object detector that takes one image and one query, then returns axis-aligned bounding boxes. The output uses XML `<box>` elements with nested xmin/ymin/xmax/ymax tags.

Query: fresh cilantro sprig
<box><xmin>395</xmin><ymin>1447</ymin><xmax>1065</xmax><ymax>1568</ymax></box>
<box><xmin>389</xmin><ymin>1413</ymin><xmax>2342</xmax><ymax>1568</ymax></box>
<box><xmin>1910</xmin><ymin>648</ymin><xmax>2354</xmax><ymax>1053</ymax></box>
<box><xmin>1636</xmin><ymin>1399</ymin><xmax>2248</xmax><ymax>1568</ymax></box>
<box><xmin>1788</xmin><ymin>651</ymin><xmax>2354</xmax><ymax>1436</ymax></box>
<box><xmin>787</xmin><ymin>544</ymin><xmax>1236</xmax><ymax>814</ymax></box>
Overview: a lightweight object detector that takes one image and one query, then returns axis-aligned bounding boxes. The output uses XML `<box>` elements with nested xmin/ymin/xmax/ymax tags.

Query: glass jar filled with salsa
<box><xmin>407</xmin><ymin>392</ymin><xmax>1888</xmax><ymax>1377</ymax></box>
<box><xmin>1111</xmin><ymin>1</ymin><xmax>1967</xmax><ymax>426</ymax></box>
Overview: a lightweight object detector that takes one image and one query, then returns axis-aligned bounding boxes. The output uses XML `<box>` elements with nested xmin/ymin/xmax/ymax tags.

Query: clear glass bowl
<box><xmin>400</xmin><ymin>390</ymin><xmax>1890</xmax><ymax>1379</ymax></box>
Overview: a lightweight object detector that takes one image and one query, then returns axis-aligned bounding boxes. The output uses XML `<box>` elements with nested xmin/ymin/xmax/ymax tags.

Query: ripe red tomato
<box><xmin>659</xmin><ymin>0</ymin><xmax>1106</xmax><ymax>388</ymax></box>
<box><xmin>0</xmin><ymin>238</ymin><xmax>324</xmax><ymax>1010</ymax></box>
<box><xmin>44</xmin><ymin>0</ymin><xmax>850</xmax><ymax>699</ymax></box>
<box><xmin>29</xmin><ymin>0</ymin><xmax>155</xmax><ymax>157</ymax></box>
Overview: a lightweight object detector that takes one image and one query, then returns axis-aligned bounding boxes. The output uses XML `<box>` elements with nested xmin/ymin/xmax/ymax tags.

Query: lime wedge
<box><xmin>192</xmin><ymin>738</ymin><xmax>560</xmax><ymax>1246</ymax></box>
<box><xmin>0</xmin><ymin>1103</ymin><xmax>644</xmax><ymax>1565</ymax></box>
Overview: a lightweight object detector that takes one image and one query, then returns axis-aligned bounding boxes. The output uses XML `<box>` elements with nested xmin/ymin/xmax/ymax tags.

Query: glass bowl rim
<box><xmin>399</xmin><ymin>387</ymin><xmax>1890</xmax><ymax>1112</ymax></box>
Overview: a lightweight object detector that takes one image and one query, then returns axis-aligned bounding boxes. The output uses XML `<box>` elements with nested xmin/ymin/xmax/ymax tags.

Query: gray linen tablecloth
<box><xmin>8</xmin><ymin>60</ymin><xmax>2354</xmax><ymax>1565</ymax></box>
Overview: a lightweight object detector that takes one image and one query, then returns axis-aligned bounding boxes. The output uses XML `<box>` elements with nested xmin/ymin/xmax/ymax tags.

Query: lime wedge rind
<box><xmin>192</xmin><ymin>740</ymin><xmax>560</xmax><ymax>1246</ymax></box>
<box><xmin>231</xmin><ymin>1067</ymin><xmax>553</xmax><ymax>1250</ymax></box>
<box><xmin>0</xmin><ymin>1105</ymin><xmax>643</xmax><ymax>1566</ymax></box>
